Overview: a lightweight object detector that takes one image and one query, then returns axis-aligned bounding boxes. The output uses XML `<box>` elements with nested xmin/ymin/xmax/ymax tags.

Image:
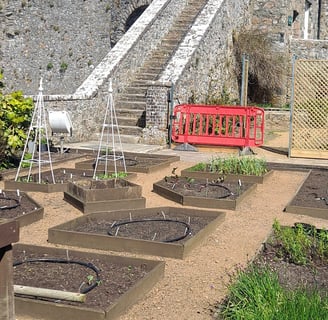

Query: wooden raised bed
<box><xmin>48</xmin><ymin>207</ymin><xmax>225</xmax><ymax>259</ymax></box>
<box><xmin>4</xmin><ymin>168</ymin><xmax>137</xmax><ymax>193</ymax></box>
<box><xmin>75</xmin><ymin>153</ymin><xmax>178</xmax><ymax>173</ymax></box>
<box><xmin>13</xmin><ymin>243</ymin><xmax>165</xmax><ymax>320</ymax></box>
<box><xmin>64</xmin><ymin>179</ymin><xmax>145</xmax><ymax>214</ymax></box>
<box><xmin>0</xmin><ymin>219</ymin><xmax>19</xmax><ymax>320</ymax></box>
<box><xmin>0</xmin><ymin>191</ymin><xmax>44</xmax><ymax>227</ymax></box>
<box><xmin>153</xmin><ymin>177</ymin><xmax>256</xmax><ymax>210</ymax></box>
<box><xmin>284</xmin><ymin>169</ymin><xmax>328</xmax><ymax>220</ymax></box>
<box><xmin>180</xmin><ymin>167</ymin><xmax>273</xmax><ymax>184</ymax></box>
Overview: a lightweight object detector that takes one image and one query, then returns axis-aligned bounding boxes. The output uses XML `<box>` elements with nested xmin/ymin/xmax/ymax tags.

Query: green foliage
<box><xmin>59</xmin><ymin>62</ymin><xmax>68</xmax><ymax>73</ymax></box>
<box><xmin>272</xmin><ymin>220</ymin><xmax>328</xmax><ymax>264</ymax></box>
<box><xmin>0</xmin><ymin>76</ymin><xmax>34</xmax><ymax>168</ymax></box>
<box><xmin>95</xmin><ymin>171</ymin><xmax>128</xmax><ymax>180</ymax></box>
<box><xmin>208</xmin><ymin>156</ymin><xmax>268</xmax><ymax>176</ymax></box>
<box><xmin>219</xmin><ymin>265</ymin><xmax>328</xmax><ymax>320</ymax></box>
<box><xmin>189</xmin><ymin>162</ymin><xmax>207</xmax><ymax>172</ymax></box>
<box><xmin>46</xmin><ymin>63</ymin><xmax>53</xmax><ymax>70</ymax></box>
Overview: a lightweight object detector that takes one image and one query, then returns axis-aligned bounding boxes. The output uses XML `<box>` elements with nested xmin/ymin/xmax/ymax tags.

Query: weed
<box><xmin>59</xmin><ymin>62</ymin><xmax>68</xmax><ymax>73</ymax></box>
<box><xmin>46</xmin><ymin>63</ymin><xmax>53</xmax><ymax>71</ymax></box>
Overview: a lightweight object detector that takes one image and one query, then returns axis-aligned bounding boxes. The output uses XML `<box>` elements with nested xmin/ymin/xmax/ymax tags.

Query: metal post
<box><xmin>240</xmin><ymin>54</ymin><xmax>249</xmax><ymax>106</ymax></box>
<box><xmin>168</xmin><ymin>82</ymin><xmax>174</xmax><ymax>149</ymax></box>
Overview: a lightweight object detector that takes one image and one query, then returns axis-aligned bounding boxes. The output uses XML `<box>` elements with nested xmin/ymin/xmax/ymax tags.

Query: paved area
<box><xmin>62</xmin><ymin>131</ymin><xmax>328</xmax><ymax>168</ymax></box>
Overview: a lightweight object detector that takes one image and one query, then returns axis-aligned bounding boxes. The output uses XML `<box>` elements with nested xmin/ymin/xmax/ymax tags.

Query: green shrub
<box><xmin>0</xmin><ymin>73</ymin><xmax>34</xmax><ymax>168</ymax></box>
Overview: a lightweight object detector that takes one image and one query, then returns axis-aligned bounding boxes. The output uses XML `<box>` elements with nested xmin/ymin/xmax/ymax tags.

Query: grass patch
<box><xmin>217</xmin><ymin>266</ymin><xmax>328</xmax><ymax>320</ymax></box>
<box><xmin>216</xmin><ymin>220</ymin><xmax>328</xmax><ymax>319</ymax></box>
<box><xmin>189</xmin><ymin>156</ymin><xmax>268</xmax><ymax>176</ymax></box>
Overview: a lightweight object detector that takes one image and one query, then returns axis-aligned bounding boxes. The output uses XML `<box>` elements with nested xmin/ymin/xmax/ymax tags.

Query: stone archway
<box><xmin>111</xmin><ymin>0</ymin><xmax>151</xmax><ymax>46</ymax></box>
<box><xmin>125</xmin><ymin>5</ymin><xmax>148</xmax><ymax>32</ymax></box>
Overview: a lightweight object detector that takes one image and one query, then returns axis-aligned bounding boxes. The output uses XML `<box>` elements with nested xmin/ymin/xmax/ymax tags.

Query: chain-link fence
<box><xmin>290</xmin><ymin>59</ymin><xmax>328</xmax><ymax>159</ymax></box>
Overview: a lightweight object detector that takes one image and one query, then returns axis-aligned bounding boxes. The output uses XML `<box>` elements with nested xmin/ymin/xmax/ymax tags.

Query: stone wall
<box><xmin>1</xmin><ymin>0</ymin><xmax>113</xmax><ymax>95</ymax></box>
<box><xmin>0</xmin><ymin>0</ymin><xmax>326</xmax><ymax>145</ymax></box>
<box><xmin>12</xmin><ymin>0</ymin><xmax>192</xmax><ymax>143</ymax></box>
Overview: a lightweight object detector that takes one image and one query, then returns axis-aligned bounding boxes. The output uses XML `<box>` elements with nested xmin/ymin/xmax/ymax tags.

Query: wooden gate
<box><xmin>289</xmin><ymin>59</ymin><xmax>328</xmax><ymax>159</ymax></box>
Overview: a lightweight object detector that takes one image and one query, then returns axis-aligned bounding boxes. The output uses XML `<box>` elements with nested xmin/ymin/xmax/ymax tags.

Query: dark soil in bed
<box><xmin>0</xmin><ymin>191</ymin><xmax>40</xmax><ymax>219</ymax></box>
<box><xmin>288</xmin><ymin>169</ymin><xmax>328</xmax><ymax>209</ymax></box>
<box><xmin>155</xmin><ymin>176</ymin><xmax>253</xmax><ymax>200</ymax></box>
<box><xmin>67</xmin><ymin>212</ymin><xmax>214</xmax><ymax>243</ymax></box>
<box><xmin>13</xmin><ymin>249</ymin><xmax>148</xmax><ymax>309</ymax></box>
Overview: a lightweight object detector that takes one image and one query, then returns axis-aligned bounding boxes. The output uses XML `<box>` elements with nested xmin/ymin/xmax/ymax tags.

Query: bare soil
<box><xmin>13</xmin><ymin>248</ymin><xmax>148</xmax><ymax>309</ymax></box>
<box><xmin>0</xmin><ymin>191</ymin><xmax>40</xmax><ymax>219</ymax></box>
<box><xmin>3</xmin><ymin>133</ymin><xmax>328</xmax><ymax>320</ymax></box>
<box><xmin>154</xmin><ymin>176</ymin><xmax>254</xmax><ymax>200</ymax></box>
<box><xmin>289</xmin><ymin>169</ymin><xmax>328</xmax><ymax>209</ymax></box>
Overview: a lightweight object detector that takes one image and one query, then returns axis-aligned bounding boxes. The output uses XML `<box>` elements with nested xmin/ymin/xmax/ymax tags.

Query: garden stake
<box><xmin>111</xmin><ymin>221</ymin><xmax>116</xmax><ymax>227</ymax></box>
<box><xmin>152</xmin><ymin>233</ymin><xmax>157</xmax><ymax>241</ymax></box>
<box><xmin>129</xmin><ymin>212</ymin><xmax>132</xmax><ymax>221</ymax></box>
<box><xmin>161</xmin><ymin>211</ymin><xmax>166</xmax><ymax>219</ymax></box>
<box><xmin>115</xmin><ymin>226</ymin><xmax>120</xmax><ymax>236</ymax></box>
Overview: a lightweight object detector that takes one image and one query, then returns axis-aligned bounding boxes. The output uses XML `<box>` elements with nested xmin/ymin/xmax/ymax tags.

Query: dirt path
<box><xmin>4</xmin><ymin>132</ymin><xmax>328</xmax><ymax>320</ymax></box>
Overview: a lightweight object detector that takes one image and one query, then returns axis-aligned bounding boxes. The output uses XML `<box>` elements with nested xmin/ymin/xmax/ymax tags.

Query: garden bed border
<box><xmin>13</xmin><ymin>243</ymin><xmax>165</xmax><ymax>320</ymax></box>
<box><xmin>284</xmin><ymin>170</ymin><xmax>328</xmax><ymax>220</ymax></box>
<box><xmin>153</xmin><ymin>180</ymin><xmax>257</xmax><ymax>210</ymax></box>
<box><xmin>48</xmin><ymin>207</ymin><xmax>226</xmax><ymax>259</ymax></box>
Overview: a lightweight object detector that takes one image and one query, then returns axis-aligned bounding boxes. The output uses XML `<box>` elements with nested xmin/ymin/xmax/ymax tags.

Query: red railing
<box><xmin>171</xmin><ymin>104</ymin><xmax>265</xmax><ymax>147</ymax></box>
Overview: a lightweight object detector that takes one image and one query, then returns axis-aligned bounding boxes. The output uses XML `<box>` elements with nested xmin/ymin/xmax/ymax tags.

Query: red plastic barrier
<box><xmin>171</xmin><ymin>104</ymin><xmax>265</xmax><ymax>147</ymax></box>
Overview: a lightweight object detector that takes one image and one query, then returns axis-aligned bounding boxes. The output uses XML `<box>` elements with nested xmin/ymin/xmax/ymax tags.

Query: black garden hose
<box><xmin>108</xmin><ymin>218</ymin><xmax>191</xmax><ymax>242</ymax></box>
<box><xmin>13</xmin><ymin>258</ymin><xmax>101</xmax><ymax>294</ymax></box>
<box><xmin>0</xmin><ymin>196</ymin><xmax>20</xmax><ymax>210</ymax></box>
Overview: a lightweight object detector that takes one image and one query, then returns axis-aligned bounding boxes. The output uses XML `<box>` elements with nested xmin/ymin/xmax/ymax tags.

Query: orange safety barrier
<box><xmin>171</xmin><ymin>104</ymin><xmax>265</xmax><ymax>147</ymax></box>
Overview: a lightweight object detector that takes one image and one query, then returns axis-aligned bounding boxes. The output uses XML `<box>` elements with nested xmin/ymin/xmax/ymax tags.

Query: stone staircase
<box><xmin>114</xmin><ymin>0</ymin><xmax>207</xmax><ymax>143</ymax></box>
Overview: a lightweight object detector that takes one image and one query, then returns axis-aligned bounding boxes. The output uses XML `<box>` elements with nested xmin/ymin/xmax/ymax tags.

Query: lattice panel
<box><xmin>290</xmin><ymin>59</ymin><xmax>328</xmax><ymax>159</ymax></box>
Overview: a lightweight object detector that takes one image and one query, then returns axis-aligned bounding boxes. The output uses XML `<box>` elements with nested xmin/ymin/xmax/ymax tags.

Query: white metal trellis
<box><xmin>15</xmin><ymin>78</ymin><xmax>55</xmax><ymax>183</ymax></box>
<box><xmin>93</xmin><ymin>79</ymin><xmax>126</xmax><ymax>178</ymax></box>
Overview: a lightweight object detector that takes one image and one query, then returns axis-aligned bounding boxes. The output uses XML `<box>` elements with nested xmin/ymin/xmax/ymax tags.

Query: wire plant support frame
<box><xmin>93</xmin><ymin>79</ymin><xmax>126</xmax><ymax>178</ymax></box>
<box><xmin>15</xmin><ymin>78</ymin><xmax>55</xmax><ymax>184</ymax></box>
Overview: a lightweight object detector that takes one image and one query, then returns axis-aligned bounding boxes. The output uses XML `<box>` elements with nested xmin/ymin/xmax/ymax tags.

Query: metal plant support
<box><xmin>15</xmin><ymin>78</ymin><xmax>55</xmax><ymax>183</ymax></box>
<box><xmin>93</xmin><ymin>79</ymin><xmax>126</xmax><ymax>178</ymax></box>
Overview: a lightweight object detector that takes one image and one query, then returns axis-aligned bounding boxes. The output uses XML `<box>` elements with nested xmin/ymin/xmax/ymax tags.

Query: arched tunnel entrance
<box><xmin>125</xmin><ymin>5</ymin><xmax>148</xmax><ymax>31</ymax></box>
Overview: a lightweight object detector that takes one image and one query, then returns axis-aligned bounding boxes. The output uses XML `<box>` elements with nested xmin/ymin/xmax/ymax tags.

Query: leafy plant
<box><xmin>272</xmin><ymin>220</ymin><xmax>328</xmax><ymax>265</ymax></box>
<box><xmin>96</xmin><ymin>172</ymin><xmax>128</xmax><ymax>180</ymax></box>
<box><xmin>206</xmin><ymin>156</ymin><xmax>268</xmax><ymax>176</ymax></box>
<box><xmin>0</xmin><ymin>72</ymin><xmax>34</xmax><ymax>168</ymax></box>
<box><xmin>46</xmin><ymin>63</ymin><xmax>53</xmax><ymax>70</ymax></box>
<box><xmin>59</xmin><ymin>62</ymin><xmax>68</xmax><ymax>73</ymax></box>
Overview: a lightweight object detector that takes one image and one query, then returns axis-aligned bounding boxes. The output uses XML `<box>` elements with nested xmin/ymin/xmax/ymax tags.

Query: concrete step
<box><xmin>116</xmin><ymin>108</ymin><xmax>145</xmax><ymax>116</ymax></box>
<box><xmin>134</xmin><ymin>73</ymin><xmax>158</xmax><ymax>81</ymax></box>
<box><xmin>117</xmin><ymin>93</ymin><xmax>146</xmax><ymax>102</ymax></box>
<box><xmin>117</xmin><ymin>116</ymin><xmax>143</xmax><ymax>127</ymax></box>
<box><xmin>116</xmin><ymin>100</ymin><xmax>146</xmax><ymax>109</ymax></box>
<box><xmin>98</xmin><ymin>134</ymin><xmax>141</xmax><ymax>144</ymax></box>
<box><xmin>118</xmin><ymin>125</ymin><xmax>144</xmax><ymax>136</ymax></box>
<box><xmin>122</xmin><ymin>86</ymin><xmax>148</xmax><ymax>95</ymax></box>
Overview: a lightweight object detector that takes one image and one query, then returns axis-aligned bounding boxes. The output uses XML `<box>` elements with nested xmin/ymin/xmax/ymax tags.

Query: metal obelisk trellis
<box><xmin>15</xmin><ymin>78</ymin><xmax>55</xmax><ymax>183</ymax></box>
<box><xmin>93</xmin><ymin>79</ymin><xmax>126</xmax><ymax>178</ymax></box>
